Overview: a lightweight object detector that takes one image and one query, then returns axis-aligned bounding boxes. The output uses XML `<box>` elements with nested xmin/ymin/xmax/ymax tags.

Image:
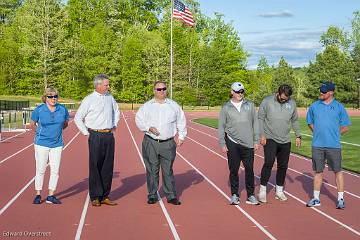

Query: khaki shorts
<box><xmin>312</xmin><ymin>147</ymin><xmax>342</xmax><ymax>173</ymax></box>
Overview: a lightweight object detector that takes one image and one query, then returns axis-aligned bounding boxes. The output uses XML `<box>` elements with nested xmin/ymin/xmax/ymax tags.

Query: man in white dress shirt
<box><xmin>135</xmin><ymin>81</ymin><xmax>187</xmax><ymax>205</ymax></box>
<box><xmin>75</xmin><ymin>74</ymin><xmax>120</xmax><ymax>207</ymax></box>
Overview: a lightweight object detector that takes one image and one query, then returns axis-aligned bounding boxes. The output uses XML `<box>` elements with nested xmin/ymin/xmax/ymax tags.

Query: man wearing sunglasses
<box><xmin>218</xmin><ymin>82</ymin><xmax>260</xmax><ymax>205</ymax></box>
<box><xmin>306</xmin><ymin>82</ymin><xmax>350</xmax><ymax>209</ymax></box>
<box><xmin>257</xmin><ymin>84</ymin><xmax>302</xmax><ymax>203</ymax></box>
<box><xmin>135</xmin><ymin>81</ymin><xmax>187</xmax><ymax>205</ymax></box>
<box><xmin>75</xmin><ymin>74</ymin><xmax>120</xmax><ymax>207</ymax></box>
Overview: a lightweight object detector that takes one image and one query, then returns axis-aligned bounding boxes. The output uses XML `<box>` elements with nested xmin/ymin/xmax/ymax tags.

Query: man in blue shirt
<box><xmin>306</xmin><ymin>82</ymin><xmax>351</xmax><ymax>209</ymax></box>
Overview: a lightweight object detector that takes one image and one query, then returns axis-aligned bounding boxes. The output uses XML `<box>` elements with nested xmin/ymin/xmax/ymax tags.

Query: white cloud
<box><xmin>257</xmin><ymin>10</ymin><xmax>293</xmax><ymax>18</ymax></box>
<box><xmin>242</xmin><ymin>28</ymin><xmax>325</xmax><ymax>69</ymax></box>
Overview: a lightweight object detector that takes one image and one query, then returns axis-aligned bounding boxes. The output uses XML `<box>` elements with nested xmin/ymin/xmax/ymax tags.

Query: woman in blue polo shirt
<box><xmin>30</xmin><ymin>87</ymin><xmax>69</xmax><ymax>204</ymax></box>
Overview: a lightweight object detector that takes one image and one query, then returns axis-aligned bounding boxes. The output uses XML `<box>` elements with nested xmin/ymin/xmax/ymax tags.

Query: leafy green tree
<box><xmin>0</xmin><ymin>0</ymin><xmax>21</xmax><ymax>24</ymax></box>
<box><xmin>320</xmin><ymin>26</ymin><xmax>351</xmax><ymax>52</ymax></box>
<box><xmin>12</xmin><ymin>0</ymin><xmax>66</xmax><ymax>93</ymax></box>
<box><xmin>352</xmin><ymin>11</ymin><xmax>360</xmax><ymax>45</ymax></box>
<box><xmin>272</xmin><ymin>57</ymin><xmax>296</xmax><ymax>92</ymax></box>
<box><xmin>306</xmin><ymin>45</ymin><xmax>357</xmax><ymax>104</ymax></box>
<box><xmin>248</xmin><ymin>56</ymin><xmax>273</xmax><ymax>104</ymax></box>
<box><xmin>196</xmin><ymin>13</ymin><xmax>248</xmax><ymax>105</ymax></box>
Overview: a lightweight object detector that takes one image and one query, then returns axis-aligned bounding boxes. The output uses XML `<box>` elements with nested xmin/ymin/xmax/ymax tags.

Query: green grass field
<box><xmin>193</xmin><ymin>117</ymin><xmax>360</xmax><ymax>173</ymax></box>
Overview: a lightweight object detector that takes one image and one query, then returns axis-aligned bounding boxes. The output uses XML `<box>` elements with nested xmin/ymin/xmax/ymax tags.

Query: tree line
<box><xmin>0</xmin><ymin>0</ymin><xmax>359</xmax><ymax>107</ymax></box>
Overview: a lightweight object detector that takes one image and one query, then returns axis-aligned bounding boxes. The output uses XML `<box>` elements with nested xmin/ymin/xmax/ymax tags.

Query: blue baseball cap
<box><xmin>319</xmin><ymin>82</ymin><xmax>335</xmax><ymax>93</ymax></box>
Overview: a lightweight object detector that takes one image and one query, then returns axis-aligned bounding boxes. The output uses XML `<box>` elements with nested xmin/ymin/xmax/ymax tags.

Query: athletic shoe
<box><xmin>275</xmin><ymin>191</ymin><xmax>288</xmax><ymax>201</ymax></box>
<box><xmin>33</xmin><ymin>195</ymin><xmax>41</xmax><ymax>204</ymax></box>
<box><xmin>306</xmin><ymin>198</ymin><xmax>321</xmax><ymax>207</ymax></box>
<box><xmin>336</xmin><ymin>198</ymin><xmax>345</xmax><ymax>209</ymax></box>
<box><xmin>46</xmin><ymin>195</ymin><xmax>62</xmax><ymax>204</ymax></box>
<box><xmin>258</xmin><ymin>191</ymin><xmax>267</xmax><ymax>203</ymax></box>
<box><xmin>246</xmin><ymin>195</ymin><xmax>260</xmax><ymax>205</ymax></box>
<box><xmin>167</xmin><ymin>198</ymin><xmax>181</xmax><ymax>205</ymax></box>
<box><xmin>230</xmin><ymin>194</ymin><xmax>239</xmax><ymax>205</ymax></box>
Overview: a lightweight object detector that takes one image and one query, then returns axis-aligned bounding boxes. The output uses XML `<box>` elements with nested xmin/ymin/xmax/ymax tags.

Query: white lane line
<box><xmin>188</xmin><ymin>124</ymin><xmax>360</xmax><ymax>179</ymax></box>
<box><xmin>122</xmin><ymin>112</ymin><xmax>180</xmax><ymax>240</ymax></box>
<box><xmin>0</xmin><ymin>143</ymin><xmax>34</xmax><ymax>165</ymax></box>
<box><xmin>187</xmin><ymin>125</ymin><xmax>360</xmax><ymax>199</ymax></box>
<box><xmin>0</xmin><ymin>120</ymin><xmax>80</xmax><ymax>166</ymax></box>
<box><xmin>289</xmin><ymin>152</ymin><xmax>360</xmax><ymax>178</ymax></box>
<box><xmin>0</xmin><ymin>132</ymin><xmax>80</xmax><ymax>216</ymax></box>
<box><xmin>191</xmin><ymin>118</ymin><xmax>360</xmax><ymax>147</ymax></box>
<box><xmin>292</xmin><ymin>132</ymin><xmax>360</xmax><ymax>147</ymax></box>
<box><xmin>75</xmin><ymin>194</ymin><xmax>90</xmax><ymax>240</ymax></box>
<box><xmin>176</xmin><ymin>152</ymin><xmax>277</xmax><ymax>240</ymax></box>
<box><xmin>0</xmin><ymin>131</ymin><xmax>27</xmax><ymax>143</ymax></box>
<box><xmin>284</xmin><ymin>166</ymin><xmax>360</xmax><ymax>200</ymax></box>
<box><xmin>0</xmin><ymin>177</ymin><xmax>34</xmax><ymax>216</ymax></box>
<box><xmin>186</xmin><ymin>136</ymin><xmax>360</xmax><ymax>237</ymax></box>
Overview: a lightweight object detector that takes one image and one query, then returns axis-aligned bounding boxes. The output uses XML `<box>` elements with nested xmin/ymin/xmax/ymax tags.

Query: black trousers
<box><xmin>260</xmin><ymin>139</ymin><xmax>291</xmax><ymax>187</ymax></box>
<box><xmin>88</xmin><ymin>131</ymin><xmax>115</xmax><ymax>201</ymax></box>
<box><xmin>225</xmin><ymin>137</ymin><xmax>255</xmax><ymax>198</ymax></box>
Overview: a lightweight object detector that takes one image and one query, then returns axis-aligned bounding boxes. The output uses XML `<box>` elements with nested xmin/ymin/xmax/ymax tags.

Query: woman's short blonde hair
<box><xmin>41</xmin><ymin>87</ymin><xmax>59</xmax><ymax>103</ymax></box>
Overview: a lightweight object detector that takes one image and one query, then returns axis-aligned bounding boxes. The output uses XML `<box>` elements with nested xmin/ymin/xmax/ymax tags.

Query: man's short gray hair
<box><xmin>153</xmin><ymin>81</ymin><xmax>167</xmax><ymax>89</ymax></box>
<box><xmin>94</xmin><ymin>74</ymin><xmax>109</xmax><ymax>87</ymax></box>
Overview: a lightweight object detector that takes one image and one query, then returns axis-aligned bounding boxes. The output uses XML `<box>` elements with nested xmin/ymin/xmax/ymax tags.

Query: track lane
<box><xmin>78</xmin><ymin>113</ymin><xmax>176</xmax><ymax>240</ymax></box>
<box><xmin>125</xmin><ymin>112</ymin><xmax>276</xmax><ymax>240</ymax></box>
<box><xmin>185</xmin><ymin>120</ymin><xmax>360</xmax><ymax>239</ymax></box>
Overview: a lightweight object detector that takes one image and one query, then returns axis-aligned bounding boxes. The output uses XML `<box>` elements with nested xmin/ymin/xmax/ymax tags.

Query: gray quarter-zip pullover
<box><xmin>258</xmin><ymin>94</ymin><xmax>301</xmax><ymax>144</ymax></box>
<box><xmin>218</xmin><ymin>99</ymin><xmax>259</xmax><ymax>148</ymax></box>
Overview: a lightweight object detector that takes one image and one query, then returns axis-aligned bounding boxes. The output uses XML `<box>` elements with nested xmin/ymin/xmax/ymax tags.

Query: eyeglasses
<box><xmin>155</xmin><ymin>87</ymin><xmax>167</xmax><ymax>92</ymax></box>
<box><xmin>320</xmin><ymin>90</ymin><xmax>328</xmax><ymax>94</ymax></box>
<box><xmin>47</xmin><ymin>95</ymin><xmax>58</xmax><ymax>99</ymax></box>
<box><xmin>233</xmin><ymin>89</ymin><xmax>244</xmax><ymax>94</ymax></box>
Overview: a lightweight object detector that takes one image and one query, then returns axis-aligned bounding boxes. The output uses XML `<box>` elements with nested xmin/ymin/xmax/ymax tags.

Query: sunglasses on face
<box><xmin>47</xmin><ymin>95</ymin><xmax>58</xmax><ymax>99</ymax></box>
<box><xmin>320</xmin><ymin>90</ymin><xmax>328</xmax><ymax>94</ymax></box>
<box><xmin>233</xmin><ymin>89</ymin><xmax>244</xmax><ymax>94</ymax></box>
<box><xmin>155</xmin><ymin>87</ymin><xmax>167</xmax><ymax>92</ymax></box>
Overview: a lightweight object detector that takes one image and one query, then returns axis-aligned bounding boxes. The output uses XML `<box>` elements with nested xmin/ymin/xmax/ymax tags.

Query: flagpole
<box><xmin>170</xmin><ymin>0</ymin><xmax>174</xmax><ymax>99</ymax></box>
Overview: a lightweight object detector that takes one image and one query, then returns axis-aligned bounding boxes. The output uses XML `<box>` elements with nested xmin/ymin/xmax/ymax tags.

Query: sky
<box><xmin>196</xmin><ymin>0</ymin><xmax>359</xmax><ymax>69</ymax></box>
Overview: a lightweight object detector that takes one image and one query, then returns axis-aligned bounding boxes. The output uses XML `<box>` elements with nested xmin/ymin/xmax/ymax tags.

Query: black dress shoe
<box><xmin>167</xmin><ymin>198</ymin><xmax>181</xmax><ymax>205</ymax></box>
<box><xmin>147</xmin><ymin>198</ymin><xmax>158</xmax><ymax>204</ymax></box>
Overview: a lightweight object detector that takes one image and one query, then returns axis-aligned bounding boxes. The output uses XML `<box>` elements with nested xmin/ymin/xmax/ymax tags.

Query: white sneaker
<box><xmin>258</xmin><ymin>191</ymin><xmax>267</xmax><ymax>203</ymax></box>
<box><xmin>246</xmin><ymin>195</ymin><xmax>260</xmax><ymax>205</ymax></box>
<box><xmin>275</xmin><ymin>191</ymin><xmax>288</xmax><ymax>201</ymax></box>
<box><xmin>230</xmin><ymin>194</ymin><xmax>239</xmax><ymax>205</ymax></box>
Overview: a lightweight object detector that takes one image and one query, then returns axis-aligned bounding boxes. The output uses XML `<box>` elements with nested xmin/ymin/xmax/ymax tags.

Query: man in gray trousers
<box><xmin>257</xmin><ymin>84</ymin><xmax>301</xmax><ymax>203</ymax></box>
<box><xmin>218</xmin><ymin>82</ymin><xmax>260</xmax><ymax>205</ymax></box>
<box><xmin>135</xmin><ymin>81</ymin><xmax>187</xmax><ymax>205</ymax></box>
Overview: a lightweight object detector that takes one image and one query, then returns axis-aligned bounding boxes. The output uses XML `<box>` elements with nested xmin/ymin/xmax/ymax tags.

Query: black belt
<box><xmin>146</xmin><ymin>134</ymin><xmax>173</xmax><ymax>142</ymax></box>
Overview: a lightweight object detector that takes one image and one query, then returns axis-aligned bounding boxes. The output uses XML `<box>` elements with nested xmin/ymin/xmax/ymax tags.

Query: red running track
<box><xmin>0</xmin><ymin>111</ymin><xmax>359</xmax><ymax>240</ymax></box>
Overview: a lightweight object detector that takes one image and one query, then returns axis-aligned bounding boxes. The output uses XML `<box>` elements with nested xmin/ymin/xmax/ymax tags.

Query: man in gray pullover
<box><xmin>257</xmin><ymin>84</ymin><xmax>301</xmax><ymax>203</ymax></box>
<box><xmin>218</xmin><ymin>82</ymin><xmax>260</xmax><ymax>205</ymax></box>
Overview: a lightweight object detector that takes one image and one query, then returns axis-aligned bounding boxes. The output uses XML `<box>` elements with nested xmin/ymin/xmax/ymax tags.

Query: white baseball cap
<box><xmin>231</xmin><ymin>82</ymin><xmax>244</xmax><ymax>92</ymax></box>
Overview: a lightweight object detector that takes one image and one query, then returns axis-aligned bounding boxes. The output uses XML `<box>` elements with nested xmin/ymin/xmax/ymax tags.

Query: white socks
<box><xmin>338</xmin><ymin>192</ymin><xmax>344</xmax><ymax>200</ymax></box>
<box><xmin>260</xmin><ymin>185</ymin><xmax>267</xmax><ymax>192</ymax></box>
<box><xmin>275</xmin><ymin>185</ymin><xmax>283</xmax><ymax>193</ymax></box>
<box><xmin>313</xmin><ymin>190</ymin><xmax>320</xmax><ymax>200</ymax></box>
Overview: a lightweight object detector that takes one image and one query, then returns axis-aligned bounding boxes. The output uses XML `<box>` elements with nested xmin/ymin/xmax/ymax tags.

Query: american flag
<box><xmin>173</xmin><ymin>0</ymin><xmax>194</xmax><ymax>27</ymax></box>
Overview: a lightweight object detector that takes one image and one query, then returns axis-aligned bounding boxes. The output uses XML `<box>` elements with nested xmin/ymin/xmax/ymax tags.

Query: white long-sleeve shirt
<box><xmin>135</xmin><ymin>98</ymin><xmax>187</xmax><ymax>140</ymax></box>
<box><xmin>75</xmin><ymin>91</ymin><xmax>120</xmax><ymax>135</ymax></box>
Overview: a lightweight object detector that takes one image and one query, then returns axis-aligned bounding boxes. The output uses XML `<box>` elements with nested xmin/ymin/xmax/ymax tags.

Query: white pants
<box><xmin>34</xmin><ymin>145</ymin><xmax>63</xmax><ymax>191</ymax></box>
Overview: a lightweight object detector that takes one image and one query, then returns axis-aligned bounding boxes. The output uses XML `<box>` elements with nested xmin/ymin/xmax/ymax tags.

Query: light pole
<box><xmin>356</xmin><ymin>78</ymin><xmax>360</xmax><ymax>109</ymax></box>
